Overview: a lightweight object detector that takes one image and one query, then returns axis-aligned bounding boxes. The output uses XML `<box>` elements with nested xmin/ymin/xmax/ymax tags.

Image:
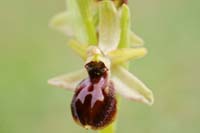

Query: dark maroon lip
<box><xmin>71</xmin><ymin>61</ymin><xmax>117</xmax><ymax>129</ymax></box>
<box><xmin>71</xmin><ymin>79</ymin><xmax>117</xmax><ymax>130</ymax></box>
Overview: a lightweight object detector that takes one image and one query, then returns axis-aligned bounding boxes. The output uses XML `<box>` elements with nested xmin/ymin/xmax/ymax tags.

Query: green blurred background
<box><xmin>0</xmin><ymin>0</ymin><xmax>200</xmax><ymax>133</ymax></box>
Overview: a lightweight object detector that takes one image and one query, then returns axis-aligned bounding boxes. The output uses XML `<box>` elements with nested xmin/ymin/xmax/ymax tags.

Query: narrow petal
<box><xmin>112</xmin><ymin>66</ymin><xmax>154</xmax><ymax>105</ymax></box>
<box><xmin>48</xmin><ymin>69</ymin><xmax>87</xmax><ymax>91</ymax></box>
<box><xmin>98</xmin><ymin>1</ymin><xmax>120</xmax><ymax>53</ymax></box>
<box><xmin>118</xmin><ymin>4</ymin><xmax>130</xmax><ymax>48</ymax></box>
<box><xmin>108</xmin><ymin>48</ymin><xmax>147</xmax><ymax>66</ymax></box>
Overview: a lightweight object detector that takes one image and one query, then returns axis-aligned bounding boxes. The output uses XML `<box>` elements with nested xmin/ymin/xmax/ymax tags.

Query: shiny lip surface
<box><xmin>71</xmin><ymin>61</ymin><xmax>117</xmax><ymax>130</ymax></box>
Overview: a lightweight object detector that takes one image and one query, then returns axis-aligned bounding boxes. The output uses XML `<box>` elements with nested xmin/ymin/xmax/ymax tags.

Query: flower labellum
<box><xmin>71</xmin><ymin>61</ymin><xmax>117</xmax><ymax>130</ymax></box>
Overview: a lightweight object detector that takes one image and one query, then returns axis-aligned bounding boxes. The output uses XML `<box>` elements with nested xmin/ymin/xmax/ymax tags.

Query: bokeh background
<box><xmin>0</xmin><ymin>0</ymin><xmax>200</xmax><ymax>133</ymax></box>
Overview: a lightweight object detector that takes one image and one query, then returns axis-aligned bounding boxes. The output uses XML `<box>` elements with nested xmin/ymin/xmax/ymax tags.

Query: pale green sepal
<box><xmin>108</xmin><ymin>48</ymin><xmax>147</xmax><ymax>66</ymax></box>
<box><xmin>68</xmin><ymin>40</ymin><xmax>88</xmax><ymax>60</ymax></box>
<box><xmin>48</xmin><ymin>69</ymin><xmax>87</xmax><ymax>91</ymax></box>
<box><xmin>118</xmin><ymin>4</ymin><xmax>130</xmax><ymax>48</ymax></box>
<box><xmin>98</xmin><ymin>1</ymin><xmax>121</xmax><ymax>53</ymax></box>
<box><xmin>130</xmin><ymin>32</ymin><xmax>144</xmax><ymax>47</ymax></box>
<box><xmin>76</xmin><ymin>0</ymin><xmax>97</xmax><ymax>45</ymax></box>
<box><xmin>112</xmin><ymin>66</ymin><xmax>154</xmax><ymax>105</ymax></box>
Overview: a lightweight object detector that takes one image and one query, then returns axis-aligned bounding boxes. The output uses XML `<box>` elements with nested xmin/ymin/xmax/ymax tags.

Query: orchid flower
<box><xmin>48</xmin><ymin>0</ymin><xmax>154</xmax><ymax>131</ymax></box>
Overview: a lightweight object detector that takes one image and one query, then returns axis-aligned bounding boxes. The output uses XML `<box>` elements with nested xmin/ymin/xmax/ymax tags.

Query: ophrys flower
<box><xmin>48</xmin><ymin>0</ymin><xmax>154</xmax><ymax>130</ymax></box>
